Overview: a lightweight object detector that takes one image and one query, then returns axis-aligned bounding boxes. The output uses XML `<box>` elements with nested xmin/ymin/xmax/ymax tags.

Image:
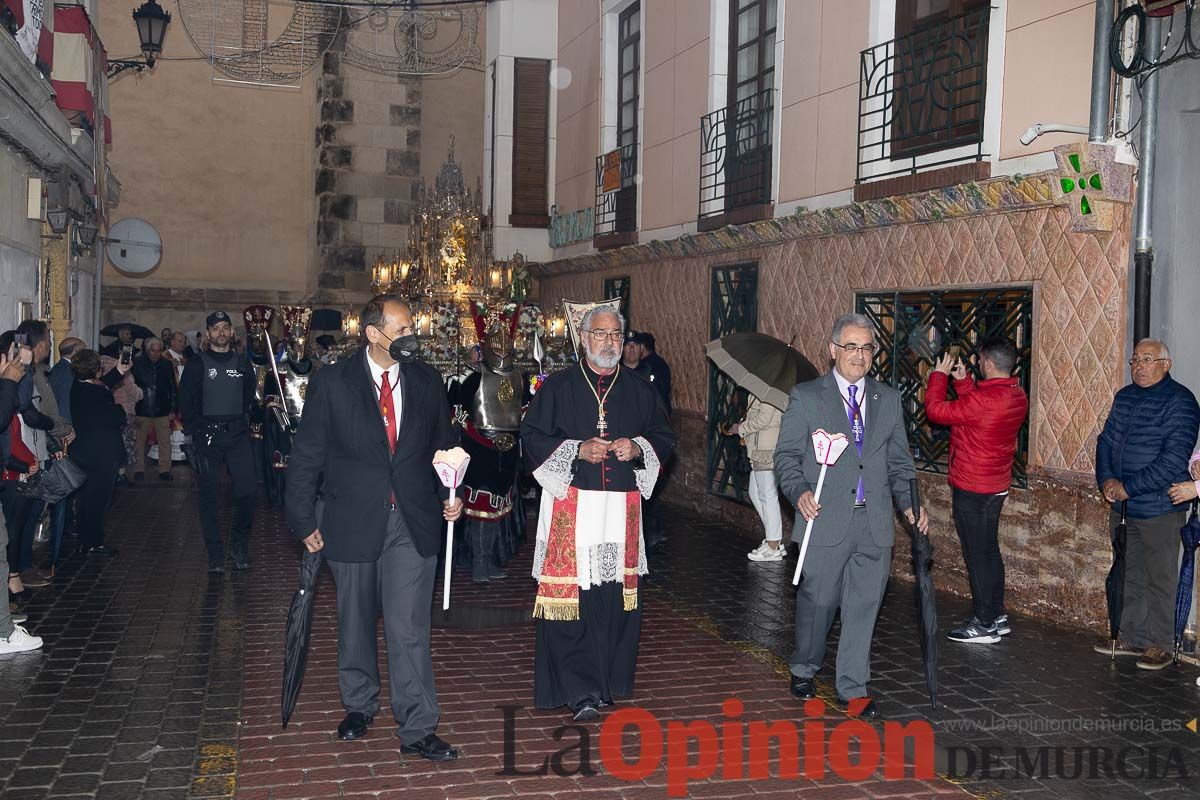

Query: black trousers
<box><xmin>197</xmin><ymin>426</ymin><xmax>257</xmax><ymax>564</ymax></box>
<box><xmin>951</xmin><ymin>487</ymin><xmax>1008</xmax><ymax>625</ymax></box>
<box><xmin>77</xmin><ymin>463</ymin><xmax>117</xmax><ymax>550</ymax></box>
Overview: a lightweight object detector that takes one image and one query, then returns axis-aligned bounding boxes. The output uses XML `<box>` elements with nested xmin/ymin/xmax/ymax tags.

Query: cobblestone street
<box><xmin>0</xmin><ymin>481</ymin><xmax>1197</xmax><ymax>799</ymax></box>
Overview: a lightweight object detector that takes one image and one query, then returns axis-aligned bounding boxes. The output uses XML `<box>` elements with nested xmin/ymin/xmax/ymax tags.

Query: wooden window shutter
<box><xmin>510</xmin><ymin>58</ymin><xmax>551</xmax><ymax>228</ymax></box>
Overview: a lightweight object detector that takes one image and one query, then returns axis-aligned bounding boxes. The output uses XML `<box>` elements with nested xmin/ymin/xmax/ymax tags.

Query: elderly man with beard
<box><xmin>520</xmin><ymin>307</ymin><xmax>676</xmax><ymax>722</ymax></box>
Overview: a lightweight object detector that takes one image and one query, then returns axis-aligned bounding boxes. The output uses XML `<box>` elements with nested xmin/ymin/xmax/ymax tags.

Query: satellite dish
<box><xmin>105</xmin><ymin>218</ymin><xmax>163</xmax><ymax>275</ymax></box>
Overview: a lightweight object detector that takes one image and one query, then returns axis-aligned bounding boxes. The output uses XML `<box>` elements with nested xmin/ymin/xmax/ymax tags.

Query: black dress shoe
<box><xmin>400</xmin><ymin>733</ymin><xmax>458</xmax><ymax>761</ymax></box>
<box><xmin>572</xmin><ymin>703</ymin><xmax>600</xmax><ymax>722</ymax></box>
<box><xmin>207</xmin><ymin>565</ymin><xmax>225</xmax><ymax>575</ymax></box>
<box><xmin>232</xmin><ymin>556</ymin><xmax>252</xmax><ymax>571</ymax></box>
<box><xmin>337</xmin><ymin>712</ymin><xmax>372</xmax><ymax>741</ymax></box>
<box><xmin>9</xmin><ymin>588</ymin><xmax>32</xmax><ymax>604</ymax></box>
<box><xmin>837</xmin><ymin>696</ymin><xmax>881</xmax><ymax>720</ymax></box>
<box><xmin>86</xmin><ymin>545</ymin><xmax>119</xmax><ymax>557</ymax></box>
<box><xmin>789</xmin><ymin>675</ymin><xmax>816</xmax><ymax>700</ymax></box>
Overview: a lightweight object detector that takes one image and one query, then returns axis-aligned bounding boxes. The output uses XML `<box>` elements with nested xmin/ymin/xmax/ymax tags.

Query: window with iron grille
<box><xmin>603</xmin><ymin>276</ymin><xmax>631</xmax><ymax>327</ymax></box>
<box><xmin>707</xmin><ymin>263</ymin><xmax>759</xmax><ymax>503</ymax></box>
<box><xmin>596</xmin><ymin>3</ymin><xmax>640</xmax><ymax>237</ymax></box>
<box><xmin>856</xmin><ymin>287</ymin><xmax>1033</xmax><ymax>487</ymax></box>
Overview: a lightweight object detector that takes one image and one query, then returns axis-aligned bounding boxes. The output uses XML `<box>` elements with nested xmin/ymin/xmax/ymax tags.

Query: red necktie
<box><xmin>380</xmin><ymin>370</ymin><xmax>397</xmax><ymax>454</ymax></box>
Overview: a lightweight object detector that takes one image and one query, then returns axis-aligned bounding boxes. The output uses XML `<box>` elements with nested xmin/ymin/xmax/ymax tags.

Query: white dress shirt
<box><xmin>366</xmin><ymin>351</ymin><xmax>403</xmax><ymax>428</ymax></box>
<box><xmin>833</xmin><ymin>368</ymin><xmax>867</xmax><ymax>428</ymax></box>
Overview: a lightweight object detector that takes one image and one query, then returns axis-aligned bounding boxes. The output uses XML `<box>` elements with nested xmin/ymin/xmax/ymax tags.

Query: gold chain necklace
<box><xmin>580</xmin><ymin>363</ymin><xmax>620</xmax><ymax>436</ymax></box>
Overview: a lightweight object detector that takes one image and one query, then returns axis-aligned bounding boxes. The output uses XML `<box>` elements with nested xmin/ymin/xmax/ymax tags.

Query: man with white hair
<box><xmin>774</xmin><ymin>313</ymin><xmax>926</xmax><ymax>719</ymax></box>
<box><xmin>1095</xmin><ymin>338</ymin><xmax>1199</xmax><ymax>670</ymax></box>
<box><xmin>520</xmin><ymin>306</ymin><xmax>676</xmax><ymax>722</ymax></box>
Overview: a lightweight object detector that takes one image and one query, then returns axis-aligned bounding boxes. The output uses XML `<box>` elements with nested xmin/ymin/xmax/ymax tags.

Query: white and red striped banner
<box><xmin>50</xmin><ymin>4</ymin><xmax>110</xmax><ymax>145</ymax></box>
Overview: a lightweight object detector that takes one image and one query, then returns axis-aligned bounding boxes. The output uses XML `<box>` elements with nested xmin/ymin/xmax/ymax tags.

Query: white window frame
<box><xmin>857</xmin><ymin>0</ymin><xmax>1007</xmax><ymax>184</ymax></box>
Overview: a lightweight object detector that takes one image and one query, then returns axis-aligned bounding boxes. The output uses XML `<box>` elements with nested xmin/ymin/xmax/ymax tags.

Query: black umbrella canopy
<box><xmin>1104</xmin><ymin>501</ymin><xmax>1128</xmax><ymax>658</ymax></box>
<box><xmin>909</xmin><ymin>479</ymin><xmax>938</xmax><ymax>710</ymax></box>
<box><xmin>100</xmin><ymin>323</ymin><xmax>155</xmax><ymax>340</ymax></box>
<box><xmin>704</xmin><ymin>332</ymin><xmax>820</xmax><ymax>411</ymax></box>
<box><xmin>310</xmin><ymin>309</ymin><xmax>343</xmax><ymax>331</ymax></box>
<box><xmin>1173</xmin><ymin>509</ymin><xmax>1200</xmax><ymax>658</ymax></box>
<box><xmin>281</xmin><ymin>548</ymin><xmax>324</xmax><ymax>727</ymax></box>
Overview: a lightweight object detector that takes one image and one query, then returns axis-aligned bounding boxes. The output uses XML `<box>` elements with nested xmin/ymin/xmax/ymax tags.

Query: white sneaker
<box><xmin>747</xmin><ymin>540</ymin><xmax>785</xmax><ymax>562</ymax></box>
<box><xmin>0</xmin><ymin>625</ymin><xmax>43</xmax><ymax>654</ymax></box>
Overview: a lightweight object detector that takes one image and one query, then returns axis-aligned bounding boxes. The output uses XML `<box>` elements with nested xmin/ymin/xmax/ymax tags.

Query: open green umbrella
<box><xmin>704</xmin><ymin>332</ymin><xmax>819</xmax><ymax>411</ymax></box>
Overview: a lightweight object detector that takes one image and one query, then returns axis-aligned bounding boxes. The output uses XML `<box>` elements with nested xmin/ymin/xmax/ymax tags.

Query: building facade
<box><xmin>489</xmin><ymin>0</ymin><xmax>1162</xmax><ymax>632</ymax></box>
<box><xmin>0</xmin><ymin>0</ymin><xmax>112</xmax><ymax>346</ymax></box>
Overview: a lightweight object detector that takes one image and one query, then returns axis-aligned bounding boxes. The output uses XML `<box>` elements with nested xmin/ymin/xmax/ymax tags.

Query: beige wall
<box><xmin>554</xmin><ymin>0</ymin><xmax>602</xmax><ymax>216</ymax></box>
<box><xmin>99</xmin><ymin>1</ymin><xmax>315</xmax><ymax>295</ymax></box>
<box><xmin>1000</xmin><ymin>1</ymin><xmax>1094</xmax><ymax>159</ymax></box>
<box><xmin>779</xmin><ymin>0</ymin><xmax>868</xmax><ymax>203</ymax></box>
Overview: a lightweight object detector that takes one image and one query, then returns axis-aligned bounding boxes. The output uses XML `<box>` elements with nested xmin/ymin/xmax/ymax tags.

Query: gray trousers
<box><xmin>326</xmin><ymin>511</ymin><xmax>439</xmax><ymax>744</ymax></box>
<box><xmin>1113</xmin><ymin>508</ymin><xmax>1184</xmax><ymax>651</ymax></box>
<box><xmin>790</xmin><ymin>508</ymin><xmax>891</xmax><ymax>699</ymax></box>
<box><xmin>0</xmin><ymin>512</ymin><xmax>12</xmax><ymax>638</ymax></box>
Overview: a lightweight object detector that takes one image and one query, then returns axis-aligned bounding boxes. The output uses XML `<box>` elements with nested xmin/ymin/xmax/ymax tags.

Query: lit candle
<box><xmin>379</xmin><ymin>264</ymin><xmax>391</xmax><ymax>285</ymax></box>
<box><xmin>491</xmin><ymin>269</ymin><xmax>501</xmax><ymax>288</ymax></box>
<box><xmin>400</xmin><ymin>261</ymin><xmax>410</xmax><ymax>280</ymax></box>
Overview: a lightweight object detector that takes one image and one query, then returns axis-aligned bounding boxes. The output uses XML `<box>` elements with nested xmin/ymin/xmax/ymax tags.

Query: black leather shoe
<box><xmin>86</xmin><ymin>545</ymin><xmax>119</xmax><ymax>557</ymax></box>
<box><xmin>232</xmin><ymin>556</ymin><xmax>252</xmax><ymax>571</ymax></box>
<box><xmin>400</xmin><ymin>733</ymin><xmax>458</xmax><ymax>761</ymax></box>
<box><xmin>572</xmin><ymin>703</ymin><xmax>600</xmax><ymax>722</ymax></box>
<box><xmin>837</xmin><ymin>696</ymin><xmax>881</xmax><ymax>720</ymax></box>
<box><xmin>789</xmin><ymin>675</ymin><xmax>816</xmax><ymax>700</ymax></box>
<box><xmin>337</xmin><ymin>712</ymin><xmax>372</xmax><ymax>741</ymax></box>
<box><xmin>9</xmin><ymin>588</ymin><xmax>32</xmax><ymax>604</ymax></box>
<box><xmin>207</xmin><ymin>564</ymin><xmax>225</xmax><ymax>575</ymax></box>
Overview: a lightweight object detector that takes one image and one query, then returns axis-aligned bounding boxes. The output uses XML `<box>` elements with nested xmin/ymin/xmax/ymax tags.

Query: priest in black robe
<box><xmin>520</xmin><ymin>307</ymin><xmax>676</xmax><ymax>722</ymax></box>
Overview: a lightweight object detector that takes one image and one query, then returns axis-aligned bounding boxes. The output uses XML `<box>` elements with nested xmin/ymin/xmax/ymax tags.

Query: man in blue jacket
<box><xmin>1095</xmin><ymin>338</ymin><xmax>1200</xmax><ymax>670</ymax></box>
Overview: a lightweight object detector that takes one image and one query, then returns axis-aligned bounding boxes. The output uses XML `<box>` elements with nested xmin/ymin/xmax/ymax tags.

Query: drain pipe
<box><xmin>1133</xmin><ymin>14</ymin><xmax>1162</xmax><ymax>342</ymax></box>
<box><xmin>1089</xmin><ymin>0</ymin><xmax>1115</xmax><ymax>142</ymax></box>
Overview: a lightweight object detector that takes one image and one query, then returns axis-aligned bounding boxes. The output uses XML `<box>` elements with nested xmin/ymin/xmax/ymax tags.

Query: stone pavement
<box><xmin>0</xmin><ymin>481</ymin><xmax>1197</xmax><ymax>799</ymax></box>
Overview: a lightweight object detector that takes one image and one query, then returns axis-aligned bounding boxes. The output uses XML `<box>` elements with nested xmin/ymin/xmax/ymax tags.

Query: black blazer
<box><xmin>285</xmin><ymin>350</ymin><xmax>459</xmax><ymax>562</ymax></box>
<box><xmin>70</xmin><ymin>380</ymin><xmax>127</xmax><ymax>470</ymax></box>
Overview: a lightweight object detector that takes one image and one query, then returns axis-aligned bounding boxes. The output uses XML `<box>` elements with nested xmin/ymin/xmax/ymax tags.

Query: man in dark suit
<box><xmin>774</xmin><ymin>313</ymin><xmax>927</xmax><ymax>719</ymax></box>
<box><xmin>286</xmin><ymin>294</ymin><xmax>463</xmax><ymax>761</ymax></box>
<box><xmin>48</xmin><ymin>338</ymin><xmax>84</xmax><ymax>424</ymax></box>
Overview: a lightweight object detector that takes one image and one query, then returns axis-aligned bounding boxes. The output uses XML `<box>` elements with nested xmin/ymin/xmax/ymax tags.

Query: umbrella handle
<box><xmin>792</xmin><ymin>464</ymin><xmax>827</xmax><ymax>586</ymax></box>
<box><xmin>909</xmin><ymin>478</ymin><xmax>921</xmax><ymax>523</ymax></box>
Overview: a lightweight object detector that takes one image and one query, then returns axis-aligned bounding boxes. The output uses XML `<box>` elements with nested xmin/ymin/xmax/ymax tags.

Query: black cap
<box><xmin>206</xmin><ymin>311</ymin><xmax>231</xmax><ymax>329</ymax></box>
<box><xmin>626</xmin><ymin>331</ymin><xmax>646</xmax><ymax>346</ymax></box>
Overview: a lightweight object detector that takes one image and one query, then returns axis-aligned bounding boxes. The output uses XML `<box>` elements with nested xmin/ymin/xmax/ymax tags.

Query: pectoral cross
<box><xmin>597</xmin><ymin>407</ymin><xmax>608</xmax><ymax>436</ymax></box>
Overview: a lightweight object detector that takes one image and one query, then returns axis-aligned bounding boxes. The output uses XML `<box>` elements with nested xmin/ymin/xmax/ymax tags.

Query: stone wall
<box><xmin>314</xmin><ymin>30</ymin><xmax>423</xmax><ymax>294</ymax></box>
<box><xmin>531</xmin><ymin>173</ymin><xmax>1132</xmax><ymax>631</ymax></box>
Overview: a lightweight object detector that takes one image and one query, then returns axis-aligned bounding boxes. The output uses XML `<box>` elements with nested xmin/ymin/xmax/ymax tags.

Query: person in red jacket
<box><xmin>926</xmin><ymin>337</ymin><xmax>1028</xmax><ymax>644</ymax></box>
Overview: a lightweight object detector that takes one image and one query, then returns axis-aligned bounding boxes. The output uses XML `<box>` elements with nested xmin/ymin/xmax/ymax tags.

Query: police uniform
<box><xmin>180</xmin><ymin>311</ymin><xmax>259</xmax><ymax>571</ymax></box>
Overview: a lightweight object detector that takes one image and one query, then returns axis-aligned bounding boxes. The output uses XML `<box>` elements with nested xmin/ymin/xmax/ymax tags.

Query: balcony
<box><xmin>856</xmin><ymin>5</ymin><xmax>991</xmax><ymax>202</ymax></box>
<box><xmin>698</xmin><ymin>86</ymin><xmax>774</xmax><ymax>231</ymax></box>
<box><xmin>593</xmin><ymin>142</ymin><xmax>639</xmax><ymax>249</ymax></box>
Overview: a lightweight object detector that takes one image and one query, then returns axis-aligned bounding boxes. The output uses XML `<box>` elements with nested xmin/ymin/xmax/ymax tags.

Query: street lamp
<box><xmin>45</xmin><ymin>208</ymin><xmax>70</xmax><ymax>235</ymax></box>
<box><xmin>107</xmin><ymin>0</ymin><xmax>172</xmax><ymax>79</ymax></box>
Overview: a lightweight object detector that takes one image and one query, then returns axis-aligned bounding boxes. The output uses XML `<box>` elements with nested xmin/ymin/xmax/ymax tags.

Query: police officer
<box><xmin>180</xmin><ymin>311</ymin><xmax>258</xmax><ymax>573</ymax></box>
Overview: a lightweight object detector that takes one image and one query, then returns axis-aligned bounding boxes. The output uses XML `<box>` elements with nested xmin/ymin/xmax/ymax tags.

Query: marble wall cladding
<box><xmin>536</xmin><ymin>174</ymin><xmax>1132</xmax><ymax>479</ymax></box>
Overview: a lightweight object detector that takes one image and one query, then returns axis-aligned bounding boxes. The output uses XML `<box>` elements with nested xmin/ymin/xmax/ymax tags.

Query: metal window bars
<box><xmin>856</xmin><ymin>287</ymin><xmax>1033</xmax><ymax>487</ymax></box>
<box><xmin>594</xmin><ymin>143</ymin><xmax>639</xmax><ymax>237</ymax></box>
<box><xmin>857</xmin><ymin>5</ymin><xmax>991</xmax><ymax>184</ymax></box>
<box><xmin>699</xmin><ymin>87</ymin><xmax>774</xmax><ymax>220</ymax></box>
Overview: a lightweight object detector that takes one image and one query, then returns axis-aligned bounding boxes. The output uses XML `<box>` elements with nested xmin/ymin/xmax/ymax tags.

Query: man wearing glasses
<box><xmin>520</xmin><ymin>307</ymin><xmax>676</xmax><ymax>722</ymax></box>
<box><xmin>1095</xmin><ymin>339</ymin><xmax>1199</xmax><ymax>670</ymax></box>
<box><xmin>775</xmin><ymin>313</ymin><xmax>927</xmax><ymax>719</ymax></box>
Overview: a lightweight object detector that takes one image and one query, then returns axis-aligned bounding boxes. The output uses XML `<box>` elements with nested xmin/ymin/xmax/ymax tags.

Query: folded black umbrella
<box><xmin>1104</xmin><ymin>501</ymin><xmax>1128</xmax><ymax>659</ymax></box>
<box><xmin>1174</xmin><ymin>505</ymin><xmax>1200</xmax><ymax>661</ymax></box>
<box><xmin>282</xmin><ymin>548</ymin><xmax>324</xmax><ymax>728</ymax></box>
<box><xmin>909</xmin><ymin>479</ymin><xmax>938</xmax><ymax>710</ymax></box>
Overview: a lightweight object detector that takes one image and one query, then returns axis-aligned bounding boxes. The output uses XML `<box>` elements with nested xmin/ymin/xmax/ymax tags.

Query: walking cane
<box><xmin>792</xmin><ymin>430</ymin><xmax>850</xmax><ymax>585</ymax></box>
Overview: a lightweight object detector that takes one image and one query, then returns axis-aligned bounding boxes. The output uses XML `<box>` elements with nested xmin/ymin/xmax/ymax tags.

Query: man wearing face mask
<box><xmin>180</xmin><ymin>311</ymin><xmax>259</xmax><ymax>573</ymax></box>
<box><xmin>286</xmin><ymin>294</ymin><xmax>464</xmax><ymax>760</ymax></box>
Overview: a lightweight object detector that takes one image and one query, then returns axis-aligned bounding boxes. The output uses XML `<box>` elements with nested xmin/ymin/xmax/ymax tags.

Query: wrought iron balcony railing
<box><xmin>594</xmin><ymin>142</ymin><xmax>639</xmax><ymax>237</ymax></box>
<box><xmin>857</xmin><ymin>5</ymin><xmax>991</xmax><ymax>184</ymax></box>
<box><xmin>699</xmin><ymin>87</ymin><xmax>773</xmax><ymax>220</ymax></box>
